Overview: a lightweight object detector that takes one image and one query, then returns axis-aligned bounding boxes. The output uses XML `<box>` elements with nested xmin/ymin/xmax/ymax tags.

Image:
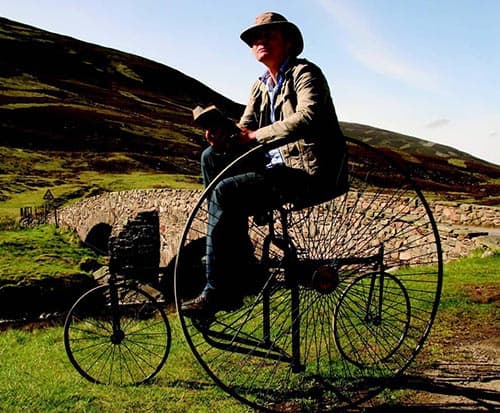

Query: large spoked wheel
<box><xmin>64</xmin><ymin>281</ymin><xmax>171</xmax><ymax>385</ymax></box>
<box><xmin>175</xmin><ymin>137</ymin><xmax>442</xmax><ymax>412</ymax></box>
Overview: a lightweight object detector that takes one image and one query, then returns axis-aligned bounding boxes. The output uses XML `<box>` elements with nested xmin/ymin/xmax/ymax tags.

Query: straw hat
<box><xmin>240</xmin><ymin>12</ymin><xmax>304</xmax><ymax>56</ymax></box>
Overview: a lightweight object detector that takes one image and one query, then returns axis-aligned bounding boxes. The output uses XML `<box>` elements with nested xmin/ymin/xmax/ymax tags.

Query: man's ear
<box><xmin>285</xmin><ymin>39</ymin><xmax>294</xmax><ymax>55</ymax></box>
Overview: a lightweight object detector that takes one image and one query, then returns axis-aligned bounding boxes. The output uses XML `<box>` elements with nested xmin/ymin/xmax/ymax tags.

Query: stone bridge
<box><xmin>56</xmin><ymin>189</ymin><xmax>200</xmax><ymax>267</ymax></box>
<box><xmin>55</xmin><ymin>188</ymin><xmax>500</xmax><ymax>266</ymax></box>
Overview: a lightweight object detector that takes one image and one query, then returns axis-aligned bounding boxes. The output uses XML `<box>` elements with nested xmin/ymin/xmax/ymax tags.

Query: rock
<box><xmin>79</xmin><ymin>257</ymin><xmax>101</xmax><ymax>272</ymax></box>
<box><xmin>474</xmin><ymin>235</ymin><xmax>500</xmax><ymax>253</ymax></box>
<box><xmin>93</xmin><ymin>266</ymin><xmax>110</xmax><ymax>283</ymax></box>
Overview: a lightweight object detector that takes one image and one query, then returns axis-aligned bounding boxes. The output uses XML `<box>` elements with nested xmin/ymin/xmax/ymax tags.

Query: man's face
<box><xmin>251</xmin><ymin>27</ymin><xmax>291</xmax><ymax>66</ymax></box>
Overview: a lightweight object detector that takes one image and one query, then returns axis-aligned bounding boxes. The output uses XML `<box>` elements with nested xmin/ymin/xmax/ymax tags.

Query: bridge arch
<box><xmin>84</xmin><ymin>223</ymin><xmax>113</xmax><ymax>255</ymax></box>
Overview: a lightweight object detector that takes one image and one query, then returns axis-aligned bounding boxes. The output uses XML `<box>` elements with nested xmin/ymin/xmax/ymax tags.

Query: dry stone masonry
<box><xmin>54</xmin><ymin>189</ymin><xmax>500</xmax><ymax>266</ymax></box>
<box><xmin>433</xmin><ymin>201</ymin><xmax>500</xmax><ymax>227</ymax></box>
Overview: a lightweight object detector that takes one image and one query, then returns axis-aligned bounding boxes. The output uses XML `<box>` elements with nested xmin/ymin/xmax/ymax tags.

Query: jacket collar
<box><xmin>258</xmin><ymin>57</ymin><xmax>293</xmax><ymax>87</ymax></box>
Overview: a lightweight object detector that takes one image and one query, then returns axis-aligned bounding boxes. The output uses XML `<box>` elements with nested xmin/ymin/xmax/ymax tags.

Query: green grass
<box><xmin>411</xmin><ymin>251</ymin><xmax>499</xmax><ymax>368</ymax></box>
<box><xmin>0</xmin><ymin>322</ymin><xmax>251</xmax><ymax>413</ymax></box>
<box><xmin>0</xmin><ymin>74</ymin><xmax>61</xmax><ymax>93</ymax></box>
<box><xmin>0</xmin><ymin>253</ymin><xmax>497</xmax><ymax>412</ymax></box>
<box><xmin>0</xmin><ymin>170</ymin><xmax>202</xmax><ymax>219</ymax></box>
<box><xmin>0</xmin><ymin>225</ymin><xmax>100</xmax><ymax>284</ymax></box>
<box><xmin>435</xmin><ymin>249</ymin><xmax>500</xmax><ymax>314</ymax></box>
<box><xmin>78</xmin><ymin>171</ymin><xmax>202</xmax><ymax>193</ymax></box>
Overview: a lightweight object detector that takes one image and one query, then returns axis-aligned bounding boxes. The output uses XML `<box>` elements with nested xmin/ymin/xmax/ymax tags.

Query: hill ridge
<box><xmin>1</xmin><ymin>17</ymin><xmax>499</xmax><ymax>207</ymax></box>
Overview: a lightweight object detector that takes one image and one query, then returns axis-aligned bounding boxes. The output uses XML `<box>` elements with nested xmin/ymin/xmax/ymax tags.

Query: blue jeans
<box><xmin>200</xmin><ymin>145</ymin><xmax>319</xmax><ymax>299</ymax></box>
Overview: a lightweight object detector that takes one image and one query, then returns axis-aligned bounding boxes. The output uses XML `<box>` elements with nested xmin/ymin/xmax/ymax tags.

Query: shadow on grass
<box><xmin>218</xmin><ymin>362</ymin><xmax>500</xmax><ymax>412</ymax></box>
<box><xmin>351</xmin><ymin>367</ymin><xmax>499</xmax><ymax>413</ymax></box>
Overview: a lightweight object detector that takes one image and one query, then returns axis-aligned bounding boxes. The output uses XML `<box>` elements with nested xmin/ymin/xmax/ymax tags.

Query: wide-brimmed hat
<box><xmin>240</xmin><ymin>12</ymin><xmax>304</xmax><ymax>56</ymax></box>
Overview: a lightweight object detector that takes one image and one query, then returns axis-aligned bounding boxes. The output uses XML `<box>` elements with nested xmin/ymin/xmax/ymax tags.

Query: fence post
<box><xmin>43</xmin><ymin>189</ymin><xmax>58</xmax><ymax>227</ymax></box>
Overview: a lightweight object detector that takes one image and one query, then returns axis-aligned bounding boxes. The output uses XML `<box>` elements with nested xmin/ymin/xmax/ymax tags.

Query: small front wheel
<box><xmin>64</xmin><ymin>282</ymin><xmax>171</xmax><ymax>385</ymax></box>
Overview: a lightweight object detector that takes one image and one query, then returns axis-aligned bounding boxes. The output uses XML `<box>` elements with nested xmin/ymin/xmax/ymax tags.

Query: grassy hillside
<box><xmin>342</xmin><ymin>123</ymin><xmax>500</xmax><ymax>203</ymax></box>
<box><xmin>0</xmin><ymin>17</ymin><xmax>242</xmax><ymax>216</ymax></box>
<box><xmin>1</xmin><ymin>16</ymin><xmax>499</xmax><ymax>216</ymax></box>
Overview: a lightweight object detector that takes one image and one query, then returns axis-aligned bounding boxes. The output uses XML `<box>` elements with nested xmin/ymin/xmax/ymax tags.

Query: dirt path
<box><xmin>400</xmin><ymin>336</ymin><xmax>499</xmax><ymax>412</ymax></box>
<box><xmin>343</xmin><ymin>349</ymin><xmax>500</xmax><ymax>412</ymax></box>
<box><xmin>357</xmin><ymin>374</ymin><xmax>499</xmax><ymax>412</ymax></box>
<box><xmin>352</xmin><ymin>312</ymin><xmax>500</xmax><ymax>412</ymax></box>
<box><xmin>356</xmin><ymin>363</ymin><xmax>500</xmax><ymax>412</ymax></box>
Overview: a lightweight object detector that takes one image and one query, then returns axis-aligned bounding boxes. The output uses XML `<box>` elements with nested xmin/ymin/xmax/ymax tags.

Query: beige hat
<box><xmin>240</xmin><ymin>12</ymin><xmax>304</xmax><ymax>56</ymax></box>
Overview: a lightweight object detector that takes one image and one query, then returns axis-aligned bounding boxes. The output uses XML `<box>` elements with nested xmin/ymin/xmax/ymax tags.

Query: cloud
<box><xmin>316</xmin><ymin>0</ymin><xmax>437</xmax><ymax>90</ymax></box>
<box><xmin>426</xmin><ymin>119</ymin><xmax>450</xmax><ymax>129</ymax></box>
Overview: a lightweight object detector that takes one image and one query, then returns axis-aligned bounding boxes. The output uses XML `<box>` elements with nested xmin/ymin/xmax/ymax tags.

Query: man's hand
<box><xmin>206</xmin><ymin>126</ymin><xmax>256</xmax><ymax>151</ymax></box>
<box><xmin>237</xmin><ymin>126</ymin><xmax>257</xmax><ymax>145</ymax></box>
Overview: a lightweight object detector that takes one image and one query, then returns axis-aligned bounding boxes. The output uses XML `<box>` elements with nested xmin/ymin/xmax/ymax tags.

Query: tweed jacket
<box><xmin>239</xmin><ymin>58</ymin><xmax>347</xmax><ymax>191</ymax></box>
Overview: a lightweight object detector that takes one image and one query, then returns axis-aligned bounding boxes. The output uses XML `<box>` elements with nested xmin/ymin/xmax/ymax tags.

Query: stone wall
<box><xmin>433</xmin><ymin>201</ymin><xmax>500</xmax><ymax>227</ymax></box>
<box><xmin>55</xmin><ymin>189</ymin><xmax>500</xmax><ymax>266</ymax></box>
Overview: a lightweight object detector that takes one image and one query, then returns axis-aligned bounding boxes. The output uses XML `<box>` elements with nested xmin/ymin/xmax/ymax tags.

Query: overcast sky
<box><xmin>3</xmin><ymin>0</ymin><xmax>499</xmax><ymax>165</ymax></box>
